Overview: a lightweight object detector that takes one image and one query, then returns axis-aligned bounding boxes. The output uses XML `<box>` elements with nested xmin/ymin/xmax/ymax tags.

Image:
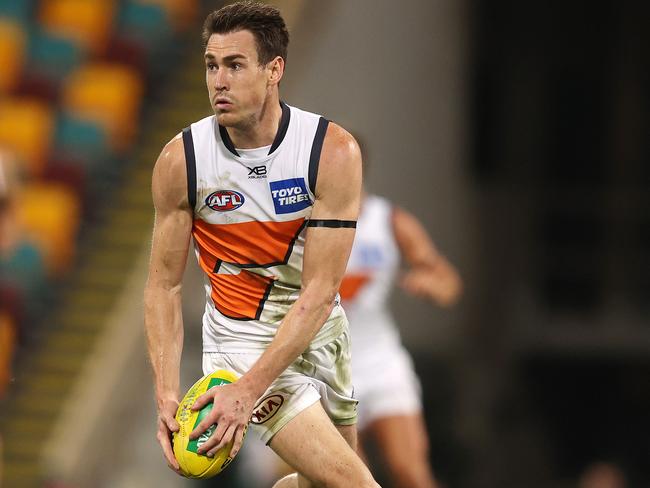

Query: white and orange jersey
<box><xmin>339</xmin><ymin>195</ymin><xmax>401</xmax><ymax>348</ymax></box>
<box><xmin>183</xmin><ymin>102</ymin><xmax>347</xmax><ymax>353</ymax></box>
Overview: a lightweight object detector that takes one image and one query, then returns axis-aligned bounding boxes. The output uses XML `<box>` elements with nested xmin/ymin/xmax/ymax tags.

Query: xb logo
<box><xmin>248</xmin><ymin>165</ymin><xmax>267</xmax><ymax>179</ymax></box>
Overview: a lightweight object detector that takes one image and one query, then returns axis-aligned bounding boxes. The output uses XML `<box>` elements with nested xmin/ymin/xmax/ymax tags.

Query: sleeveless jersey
<box><xmin>339</xmin><ymin>195</ymin><xmax>402</xmax><ymax>349</ymax></box>
<box><xmin>183</xmin><ymin>102</ymin><xmax>347</xmax><ymax>352</ymax></box>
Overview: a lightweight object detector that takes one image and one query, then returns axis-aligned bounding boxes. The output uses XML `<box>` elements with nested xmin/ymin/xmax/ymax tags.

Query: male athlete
<box><xmin>143</xmin><ymin>3</ymin><xmax>379</xmax><ymax>487</ymax></box>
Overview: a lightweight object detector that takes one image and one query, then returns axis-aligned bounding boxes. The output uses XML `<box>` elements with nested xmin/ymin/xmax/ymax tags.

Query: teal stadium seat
<box><xmin>54</xmin><ymin>114</ymin><xmax>110</xmax><ymax>174</ymax></box>
<box><xmin>118</xmin><ymin>1</ymin><xmax>171</xmax><ymax>51</ymax></box>
<box><xmin>0</xmin><ymin>240</ymin><xmax>45</xmax><ymax>298</ymax></box>
<box><xmin>29</xmin><ymin>29</ymin><xmax>81</xmax><ymax>82</ymax></box>
<box><xmin>0</xmin><ymin>0</ymin><xmax>35</xmax><ymax>24</ymax></box>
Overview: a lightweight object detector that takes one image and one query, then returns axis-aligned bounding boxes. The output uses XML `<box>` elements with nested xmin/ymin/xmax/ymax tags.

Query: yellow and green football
<box><xmin>173</xmin><ymin>369</ymin><xmax>246</xmax><ymax>478</ymax></box>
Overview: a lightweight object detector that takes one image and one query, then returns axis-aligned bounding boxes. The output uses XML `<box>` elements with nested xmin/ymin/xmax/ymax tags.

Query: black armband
<box><xmin>307</xmin><ymin>219</ymin><xmax>357</xmax><ymax>228</ymax></box>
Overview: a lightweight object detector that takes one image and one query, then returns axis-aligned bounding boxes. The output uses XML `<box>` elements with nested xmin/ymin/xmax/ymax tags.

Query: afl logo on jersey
<box><xmin>205</xmin><ymin>190</ymin><xmax>245</xmax><ymax>212</ymax></box>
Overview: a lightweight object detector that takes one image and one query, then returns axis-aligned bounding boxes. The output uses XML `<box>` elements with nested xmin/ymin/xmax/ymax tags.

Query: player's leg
<box><xmin>353</xmin><ymin>336</ymin><xmax>436</xmax><ymax>487</ymax></box>
<box><xmin>271</xmin><ymin>422</ymin><xmax>358</xmax><ymax>487</ymax></box>
<box><xmin>366</xmin><ymin>412</ymin><xmax>438</xmax><ymax>488</ymax></box>
<box><xmin>269</xmin><ymin>401</ymin><xmax>379</xmax><ymax>488</ymax></box>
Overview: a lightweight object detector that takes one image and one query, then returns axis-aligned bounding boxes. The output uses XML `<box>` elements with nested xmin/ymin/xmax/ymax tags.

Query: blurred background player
<box><xmin>339</xmin><ymin>191</ymin><xmax>462</xmax><ymax>488</ymax></box>
<box><xmin>233</xmin><ymin>189</ymin><xmax>462</xmax><ymax>488</ymax></box>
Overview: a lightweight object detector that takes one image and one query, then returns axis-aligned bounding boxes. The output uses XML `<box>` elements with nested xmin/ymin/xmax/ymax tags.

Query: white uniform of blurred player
<box><xmin>340</xmin><ymin>193</ymin><xmax>462</xmax><ymax>488</ymax></box>
<box><xmin>236</xmin><ymin>193</ymin><xmax>462</xmax><ymax>487</ymax></box>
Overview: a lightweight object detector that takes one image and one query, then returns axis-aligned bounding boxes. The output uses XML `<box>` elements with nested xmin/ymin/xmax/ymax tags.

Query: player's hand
<box><xmin>400</xmin><ymin>265</ymin><xmax>462</xmax><ymax>307</ymax></box>
<box><xmin>157</xmin><ymin>398</ymin><xmax>181</xmax><ymax>474</ymax></box>
<box><xmin>189</xmin><ymin>382</ymin><xmax>256</xmax><ymax>459</ymax></box>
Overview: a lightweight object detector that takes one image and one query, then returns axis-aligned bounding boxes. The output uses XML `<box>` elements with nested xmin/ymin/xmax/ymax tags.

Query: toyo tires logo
<box><xmin>206</xmin><ymin>190</ymin><xmax>245</xmax><ymax>212</ymax></box>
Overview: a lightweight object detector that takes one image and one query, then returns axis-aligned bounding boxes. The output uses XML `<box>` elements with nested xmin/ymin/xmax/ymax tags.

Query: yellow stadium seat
<box><xmin>0</xmin><ymin>98</ymin><xmax>54</xmax><ymax>177</ymax></box>
<box><xmin>0</xmin><ymin>19</ymin><xmax>26</xmax><ymax>94</ymax></box>
<box><xmin>17</xmin><ymin>183</ymin><xmax>81</xmax><ymax>275</ymax></box>
<box><xmin>62</xmin><ymin>63</ymin><xmax>143</xmax><ymax>152</ymax></box>
<box><xmin>40</xmin><ymin>0</ymin><xmax>116</xmax><ymax>54</ymax></box>
<box><xmin>137</xmin><ymin>0</ymin><xmax>198</xmax><ymax>31</ymax></box>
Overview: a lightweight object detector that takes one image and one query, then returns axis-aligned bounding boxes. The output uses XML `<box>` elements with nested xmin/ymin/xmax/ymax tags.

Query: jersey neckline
<box><xmin>217</xmin><ymin>101</ymin><xmax>291</xmax><ymax>161</ymax></box>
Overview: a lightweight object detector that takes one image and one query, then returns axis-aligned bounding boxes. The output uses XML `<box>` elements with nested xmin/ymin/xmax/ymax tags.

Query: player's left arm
<box><xmin>393</xmin><ymin>207</ymin><xmax>463</xmax><ymax>307</ymax></box>
<box><xmin>189</xmin><ymin>123</ymin><xmax>361</xmax><ymax>457</ymax></box>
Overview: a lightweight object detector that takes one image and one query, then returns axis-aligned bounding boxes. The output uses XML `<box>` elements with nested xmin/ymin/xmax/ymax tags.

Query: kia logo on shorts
<box><xmin>205</xmin><ymin>190</ymin><xmax>245</xmax><ymax>211</ymax></box>
<box><xmin>250</xmin><ymin>394</ymin><xmax>284</xmax><ymax>424</ymax></box>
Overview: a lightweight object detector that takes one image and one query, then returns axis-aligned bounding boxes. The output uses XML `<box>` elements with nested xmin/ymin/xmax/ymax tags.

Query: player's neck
<box><xmin>226</xmin><ymin>97</ymin><xmax>283</xmax><ymax>150</ymax></box>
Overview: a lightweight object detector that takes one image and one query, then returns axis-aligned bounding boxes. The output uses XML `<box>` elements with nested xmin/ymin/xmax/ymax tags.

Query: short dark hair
<box><xmin>202</xmin><ymin>1</ymin><xmax>289</xmax><ymax>66</ymax></box>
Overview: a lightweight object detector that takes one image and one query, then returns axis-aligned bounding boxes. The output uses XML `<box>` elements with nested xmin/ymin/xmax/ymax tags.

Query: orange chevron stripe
<box><xmin>192</xmin><ymin>217</ymin><xmax>305</xmax><ymax>320</ymax></box>
<box><xmin>193</xmin><ymin>218</ymin><xmax>305</xmax><ymax>266</ymax></box>
<box><xmin>339</xmin><ymin>273</ymin><xmax>372</xmax><ymax>302</ymax></box>
<box><xmin>209</xmin><ymin>271</ymin><xmax>274</xmax><ymax>320</ymax></box>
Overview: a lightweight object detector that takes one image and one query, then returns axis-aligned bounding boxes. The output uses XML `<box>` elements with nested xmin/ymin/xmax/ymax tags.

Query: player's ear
<box><xmin>267</xmin><ymin>56</ymin><xmax>284</xmax><ymax>86</ymax></box>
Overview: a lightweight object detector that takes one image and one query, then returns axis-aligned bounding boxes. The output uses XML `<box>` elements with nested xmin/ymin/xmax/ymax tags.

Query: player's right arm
<box><xmin>143</xmin><ymin>133</ymin><xmax>193</xmax><ymax>472</ymax></box>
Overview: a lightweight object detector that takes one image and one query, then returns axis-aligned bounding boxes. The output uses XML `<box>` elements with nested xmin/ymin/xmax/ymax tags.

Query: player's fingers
<box><xmin>191</xmin><ymin>391</ymin><xmax>214</xmax><ymax>411</ymax></box>
<box><xmin>157</xmin><ymin>423</ymin><xmax>180</xmax><ymax>471</ymax></box>
<box><xmin>207</xmin><ymin>423</ymin><xmax>236</xmax><ymax>457</ymax></box>
<box><xmin>161</xmin><ymin>441</ymin><xmax>180</xmax><ymax>472</ymax></box>
<box><xmin>197</xmin><ymin>418</ymin><xmax>228</xmax><ymax>454</ymax></box>
<box><xmin>162</xmin><ymin>413</ymin><xmax>180</xmax><ymax>433</ymax></box>
<box><xmin>189</xmin><ymin>405</ymin><xmax>220</xmax><ymax>439</ymax></box>
<box><xmin>229</xmin><ymin>424</ymin><xmax>246</xmax><ymax>459</ymax></box>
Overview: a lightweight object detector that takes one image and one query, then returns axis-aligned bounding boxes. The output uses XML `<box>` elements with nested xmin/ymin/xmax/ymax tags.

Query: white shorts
<box><xmin>352</xmin><ymin>340</ymin><xmax>422</xmax><ymax>430</ymax></box>
<box><xmin>202</xmin><ymin>330</ymin><xmax>358</xmax><ymax>444</ymax></box>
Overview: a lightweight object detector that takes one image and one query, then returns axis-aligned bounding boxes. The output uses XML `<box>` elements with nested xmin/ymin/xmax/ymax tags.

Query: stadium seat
<box><xmin>0</xmin><ymin>98</ymin><xmax>54</xmax><ymax>177</ymax></box>
<box><xmin>17</xmin><ymin>182</ymin><xmax>81</xmax><ymax>275</ymax></box>
<box><xmin>118</xmin><ymin>1</ymin><xmax>171</xmax><ymax>49</ymax></box>
<box><xmin>137</xmin><ymin>0</ymin><xmax>198</xmax><ymax>31</ymax></box>
<box><xmin>28</xmin><ymin>29</ymin><xmax>81</xmax><ymax>83</ymax></box>
<box><xmin>0</xmin><ymin>19</ymin><xmax>26</xmax><ymax>94</ymax></box>
<box><xmin>0</xmin><ymin>0</ymin><xmax>35</xmax><ymax>24</ymax></box>
<box><xmin>54</xmin><ymin>114</ymin><xmax>108</xmax><ymax>162</ymax></box>
<box><xmin>0</xmin><ymin>238</ymin><xmax>45</xmax><ymax>300</ymax></box>
<box><xmin>62</xmin><ymin>63</ymin><xmax>143</xmax><ymax>152</ymax></box>
<box><xmin>39</xmin><ymin>0</ymin><xmax>116</xmax><ymax>55</ymax></box>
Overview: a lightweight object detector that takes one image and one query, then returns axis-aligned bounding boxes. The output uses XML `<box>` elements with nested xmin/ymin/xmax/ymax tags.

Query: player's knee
<box><xmin>271</xmin><ymin>473</ymin><xmax>300</xmax><ymax>488</ymax></box>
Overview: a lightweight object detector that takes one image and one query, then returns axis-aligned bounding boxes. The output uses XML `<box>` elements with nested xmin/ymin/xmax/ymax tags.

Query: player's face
<box><xmin>204</xmin><ymin>30</ymin><xmax>275</xmax><ymax>128</ymax></box>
